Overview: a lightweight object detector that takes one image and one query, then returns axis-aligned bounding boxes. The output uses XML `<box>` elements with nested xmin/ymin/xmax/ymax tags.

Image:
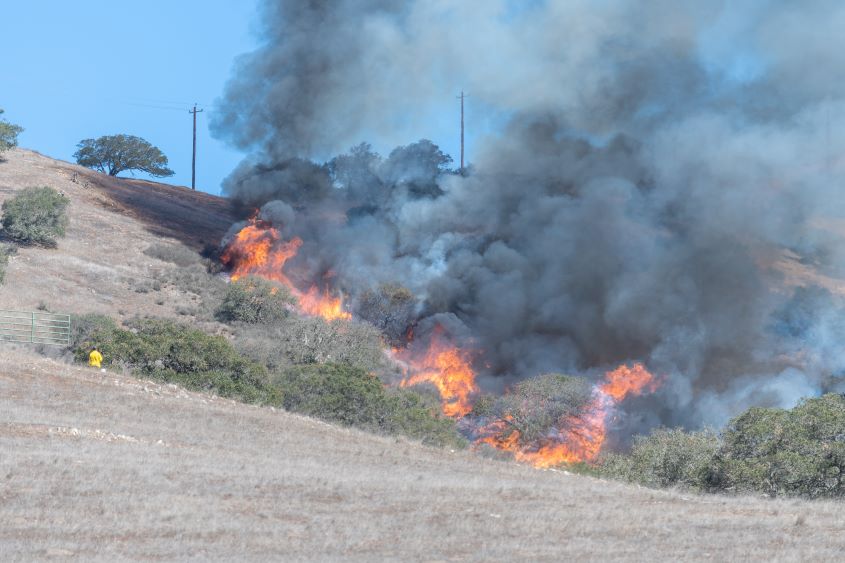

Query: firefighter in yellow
<box><xmin>88</xmin><ymin>347</ymin><xmax>103</xmax><ymax>369</ymax></box>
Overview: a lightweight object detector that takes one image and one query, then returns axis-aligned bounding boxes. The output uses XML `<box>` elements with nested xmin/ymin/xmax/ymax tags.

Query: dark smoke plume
<box><xmin>212</xmin><ymin>0</ymin><xmax>845</xmax><ymax>433</ymax></box>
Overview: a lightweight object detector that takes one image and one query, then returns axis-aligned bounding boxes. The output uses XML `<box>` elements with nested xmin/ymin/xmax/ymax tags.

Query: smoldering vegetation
<box><xmin>209</xmin><ymin>1</ymin><xmax>845</xmax><ymax>437</ymax></box>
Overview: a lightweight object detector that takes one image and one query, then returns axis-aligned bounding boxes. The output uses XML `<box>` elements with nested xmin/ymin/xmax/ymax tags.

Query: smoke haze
<box><xmin>211</xmin><ymin>0</ymin><xmax>845</xmax><ymax>432</ymax></box>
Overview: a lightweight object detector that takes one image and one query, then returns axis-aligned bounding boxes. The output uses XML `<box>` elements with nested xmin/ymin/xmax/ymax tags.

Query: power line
<box><xmin>114</xmin><ymin>98</ymin><xmax>214</xmax><ymax>112</ymax></box>
<box><xmin>121</xmin><ymin>101</ymin><xmax>190</xmax><ymax>112</ymax></box>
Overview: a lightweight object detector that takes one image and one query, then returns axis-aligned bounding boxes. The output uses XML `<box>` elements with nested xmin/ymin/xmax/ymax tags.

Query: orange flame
<box><xmin>477</xmin><ymin>362</ymin><xmax>658</xmax><ymax>468</ymax></box>
<box><xmin>599</xmin><ymin>363</ymin><xmax>658</xmax><ymax>401</ymax></box>
<box><xmin>221</xmin><ymin>219</ymin><xmax>351</xmax><ymax>321</ymax></box>
<box><xmin>223</xmin><ymin>221</ymin><xmax>659</xmax><ymax>467</ymax></box>
<box><xmin>299</xmin><ymin>285</ymin><xmax>352</xmax><ymax>321</ymax></box>
<box><xmin>397</xmin><ymin>328</ymin><xmax>479</xmax><ymax>418</ymax></box>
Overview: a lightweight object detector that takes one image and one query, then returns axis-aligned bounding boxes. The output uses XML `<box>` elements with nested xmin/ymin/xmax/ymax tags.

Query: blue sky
<box><xmin>3</xmin><ymin>0</ymin><xmax>260</xmax><ymax>195</ymax></box>
<box><xmin>3</xmin><ymin>1</ymin><xmax>477</xmax><ymax>195</ymax></box>
<box><xmin>2</xmin><ymin>1</ymin><xmax>760</xmax><ymax>197</ymax></box>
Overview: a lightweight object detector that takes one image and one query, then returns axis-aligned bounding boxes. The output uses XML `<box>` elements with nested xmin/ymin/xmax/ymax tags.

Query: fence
<box><xmin>0</xmin><ymin>310</ymin><xmax>71</xmax><ymax>346</ymax></box>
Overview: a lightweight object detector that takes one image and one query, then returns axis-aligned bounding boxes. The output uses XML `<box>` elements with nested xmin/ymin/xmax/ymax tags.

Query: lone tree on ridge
<box><xmin>0</xmin><ymin>109</ymin><xmax>23</xmax><ymax>155</ymax></box>
<box><xmin>74</xmin><ymin>134</ymin><xmax>174</xmax><ymax>177</ymax></box>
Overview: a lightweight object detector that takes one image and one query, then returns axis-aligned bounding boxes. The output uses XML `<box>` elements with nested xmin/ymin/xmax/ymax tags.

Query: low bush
<box><xmin>69</xmin><ymin>313</ymin><xmax>117</xmax><ymax>352</ymax></box>
<box><xmin>383</xmin><ymin>387</ymin><xmax>465</xmax><ymax>447</ymax></box>
<box><xmin>1</xmin><ymin>186</ymin><xmax>69</xmax><ymax>246</ymax></box>
<box><xmin>598</xmin><ymin>393</ymin><xmax>845</xmax><ymax>499</ymax></box>
<box><xmin>719</xmin><ymin>394</ymin><xmax>845</xmax><ymax>498</ymax></box>
<box><xmin>598</xmin><ymin>428</ymin><xmax>721</xmax><ymax>491</ymax></box>
<box><xmin>474</xmin><ymin>373</ymin><xmax>593</xmax><ymax>444</ymax></box>
<box><xmin>70</xmin><ymin>315</ymin><xmax>458</xmax><ymax>447</ymax></box>
<box><xmin>274</xmin><ymin>363</ymin><xmax>464</xmax><ymax>448</ymax></box>
<box><xmin>215</xmin><ymin>276</ymin><xmax>296</xmax><ymax>324</ymax></box>
<box><xmin>234</xmin><ymin>314</ymin><xmax>386</xmax><ymax>372</ymax></box>
<box><xmin>143</xmin><ymin>242</ymin><xmax>202</xmax><ymax>267</ymax></box>
<box><xmin>73</xmin><ymin>316</ymin><xmax>280</xmax><ymax>405</ymax></box>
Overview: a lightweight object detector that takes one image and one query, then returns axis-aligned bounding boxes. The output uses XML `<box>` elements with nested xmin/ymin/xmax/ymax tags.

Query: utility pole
<box><xmin>189</xmin><ymin>104</ymin><xmax>204</xmax><ymax>190</ymax></box>
<box><xmin>457</xmin><ymin>91</ymin><xmax>466</xmax><ymax>171</ymax></box>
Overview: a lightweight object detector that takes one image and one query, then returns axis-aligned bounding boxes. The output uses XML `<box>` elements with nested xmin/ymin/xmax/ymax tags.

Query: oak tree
<box><xmin>74</xmin><ymin>134</ymin><xmax>174</xmax><ymax>177</ymax></box>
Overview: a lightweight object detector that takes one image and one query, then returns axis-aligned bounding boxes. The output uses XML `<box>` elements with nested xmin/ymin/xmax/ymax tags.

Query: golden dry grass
<box><xmin>0</xmin><ymin>148</ymin><xmax>234</xmax><ymax>322</ymax></box>
<box><xmin>2</xmin><ymin>350</ymin><xmax>845</xmax><ymax>561</ymax></box>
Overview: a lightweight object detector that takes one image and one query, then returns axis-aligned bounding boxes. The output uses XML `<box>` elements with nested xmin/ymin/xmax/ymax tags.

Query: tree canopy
<box><xmin>74</xmin><ymin>134</ymin><xmax>174</xmax><ymax>177</ymax></box>
<box><xmin>0</xmin><ymin>109</ymin><xmax>23</xmax><ymax>155</ymax></box>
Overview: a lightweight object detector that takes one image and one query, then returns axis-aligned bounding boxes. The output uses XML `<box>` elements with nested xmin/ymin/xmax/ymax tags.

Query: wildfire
<box><xmin>477</xmin><ymin>362</ymin><xmax>658</xmax><ymax>468</ymax></box>
<box><xmin>222</xmin><ymin>220</ymin><xmax>659</xmax><ymax>469</ymax></box>
<box><xmin>599</xmin><ymin>363</ymin><xmax>658</xmax><ymax>402</ymax></box>
<box><xmin>221</xmin><ymin>219</ymin><xmax>351</xmax><ymax>321</ymax></box>
<box><xmin>299</xmin><ymin>285</ymin><xmax>351</xmax><ymax>321</ymax></box>
<box><xmin>397</xmin><ymin>328</ymin><xmax>479</xmax><ymax>418</ymax></box>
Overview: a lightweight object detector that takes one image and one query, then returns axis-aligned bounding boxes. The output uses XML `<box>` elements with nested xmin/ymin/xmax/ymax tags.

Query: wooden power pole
<box><xmin>189</xmin><ymin>104</ymin><xmax>204</xmax><ymax>190</ymax></box>
<box><xmin>457</xmin><ymin>91</ymin><xmax>466</xmax><ymax>171</ymax></box>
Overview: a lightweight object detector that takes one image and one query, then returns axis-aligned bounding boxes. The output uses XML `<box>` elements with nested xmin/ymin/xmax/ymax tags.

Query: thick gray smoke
<box><xmin>212</xmin><ymin>0</ymin><xmax>845</xmax><ymax>432</ymax></box>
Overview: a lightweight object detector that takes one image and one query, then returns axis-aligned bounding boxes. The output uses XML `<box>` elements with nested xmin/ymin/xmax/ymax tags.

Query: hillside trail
<box><xmin>1</xmin><ymin>148</ymin><xmax>845</xmax><ymax>560</ymax></box>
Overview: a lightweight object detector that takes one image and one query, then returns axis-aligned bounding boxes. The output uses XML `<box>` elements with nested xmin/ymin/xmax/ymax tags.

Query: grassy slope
<box><xmin>1</xmin><ymin>148</ymin><xmax>844</xmax><ymax>560</ymax></box>
<box><xmin>2</xmin><ymin>350</ymin><xmax>844</xmax><ymax>561</ymax></box>
<box><xmin>0</xmin><ymin>148</ymin><xmax>236</xmax><ymax>319</ymax></box>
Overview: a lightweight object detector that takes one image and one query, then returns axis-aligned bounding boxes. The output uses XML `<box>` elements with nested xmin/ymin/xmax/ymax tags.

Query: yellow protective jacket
<box><xmin>89</xmin><ymin>350</ymin><xmax>103</xmax><ymax>368</ymax></box>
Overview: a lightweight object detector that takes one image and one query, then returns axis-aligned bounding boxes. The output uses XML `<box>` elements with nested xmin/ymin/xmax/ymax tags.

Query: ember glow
<box><xmin>221</xmin><ymin>219</ymin><xmax>351</xmax><ymax>321</ymax></box>
<box><xmin>476</xmin><ymin>363</ymin><xmax>659</xmax><ymax>468</ymax></box>
<box><xmin>396</xmin><ymin>328</ymin><xmax>479</xmax><ymax>418</ymax></box>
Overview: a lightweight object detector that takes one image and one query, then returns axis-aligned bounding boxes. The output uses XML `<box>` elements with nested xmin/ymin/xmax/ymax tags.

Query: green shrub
<box><xmin>0</xmin><ymin>243</ymin><xmax>16</xmax><ymax>284</ymax></box>
<box><xmin>719</xmin><ymin>394</ymin><xmax>845</xmax><ymax>498</ymax></box>
<box><xmin>480</xmin><ymin>373</ymin><xmax>593</xmax><ymax>444</ymax></box>
<box><xmin>69</xmin><ymin>313</ymin><xmax>119</xmax><ymax>352</ymax></box>
<box><xmin>598</xmin><ymin>428</ymin><xmax>721</xmax><ymax>491</ymax></box>
<box><xmin>234</xmin><ymin>315</ymin><xmax>386</xmax><ymax>372</ymax></box>
<box><xmin>598</xmin><ymin>394</ymin><xmax>845</xmax><ymax>499</ymax></box>
<box><xmin>215</xmin><ymin>276</ymin><xmax>296</xmax><ymax>324</ymax></box>
<box><xmin>73</xmin><ymin>317</ymin><xmax>280</xmax><ymax>405</ymax></box>
<box><xmin>143</xmin><ymin>242</ymin><xmax>202</xmax><ymax>267</ymax></box>
<box><xmin>1</xmin><ymin>187</ymin><xmax>69</xmax><ymax>246</ymax></box>
<box><xmin>274</xmin><ymin>363</ymin><xmax>464</xmax><ymax>448</ymax></box>
<box><xmin>382</xmin><ymin>387</ymin><xmax>466</xmax><ymax>448</ymax></box>
<box><xmin>70</xmin><ymin>315</ymin><xmax>461</xmax><ymax>448</ymax></box>
<box><xmin>275</xmin><ymin>363</ymin><xmax>388</xmax><ymax>426</ymax></box>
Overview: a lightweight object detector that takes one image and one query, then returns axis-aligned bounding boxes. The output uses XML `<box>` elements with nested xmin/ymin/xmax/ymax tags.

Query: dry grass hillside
<box><xmin>0</xmin><ymin>148</ymin><xmax>236</xmax><ymax>320</ymax></box>
<box><xmin>2</xmin><ymin>149</ymin><xmax>845</xmax><ymax>561</ymax></box>
<box><xmin>4</xmin><ymin>349</ymin><xmax>845</xmax><ymax>561</ymax></box>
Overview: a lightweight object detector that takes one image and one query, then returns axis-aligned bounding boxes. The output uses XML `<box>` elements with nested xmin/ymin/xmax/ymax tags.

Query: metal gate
<box><xmin>0</xmin><ymin>310</ymin><xmax>71</xmax><ymax>346</ymax></box>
